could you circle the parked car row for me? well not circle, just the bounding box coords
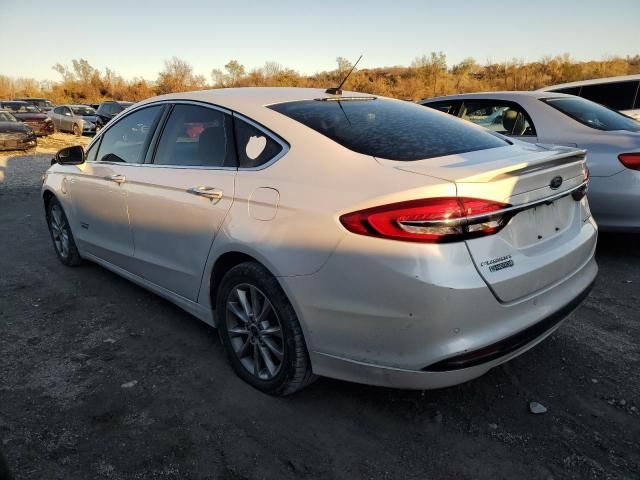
[0,98,134,150]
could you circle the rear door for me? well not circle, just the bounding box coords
[123,102,237,301]
[460,100,538,144]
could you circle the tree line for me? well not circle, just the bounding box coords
[1,53,639,105]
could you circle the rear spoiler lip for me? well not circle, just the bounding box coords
[485,148,587,181]
[400,179,589,229]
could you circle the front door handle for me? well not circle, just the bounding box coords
[187,186,223,200]
[106,174,126,184]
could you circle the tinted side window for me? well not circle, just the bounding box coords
[53,107,63,114]
[580,81,638,110]
[154,104,236,167]
[234,117,284,168]
[97,106,162,163]
[461,101,536,136]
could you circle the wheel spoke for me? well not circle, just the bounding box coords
[228,326,249,337]
[52,207,62,227]
[228,301,249,324]
[255,300,272,324]
[262,337,283,361]
[259,344,278,376]
[237,338,252,358]
[237,288,252,319]
[260,325,281,337]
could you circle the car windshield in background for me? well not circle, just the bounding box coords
[0,112,17,122]
[71,106,96,116]
[269,98,508,160]
[544,97,640,132]
[4,102,41,113]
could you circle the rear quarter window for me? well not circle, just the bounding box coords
[269,98,507,161]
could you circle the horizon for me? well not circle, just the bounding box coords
[2,0,639,83]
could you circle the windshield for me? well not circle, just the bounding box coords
[0,111,17,122]
[544,97,640,132]
[71,106,96,116]
[269,98,508,161]
[3,102,41,113]
[35,100,54,108]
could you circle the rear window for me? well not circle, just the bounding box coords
[268,98,508,161]
[543,97,640,132]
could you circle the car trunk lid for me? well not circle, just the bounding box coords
[382,144,594,303]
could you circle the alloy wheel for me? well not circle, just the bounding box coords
[225,283,284,380]
[49,204,70,259]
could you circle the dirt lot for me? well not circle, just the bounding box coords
[0,151,638,480]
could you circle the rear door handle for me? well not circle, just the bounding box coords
[106,174,126,184]
[187,186,223,200]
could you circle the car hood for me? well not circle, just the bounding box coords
[13,113,48,121]
[81,115,98,123]
[0,122,31,133]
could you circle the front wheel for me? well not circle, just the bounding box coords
[216,262,316,395]
[72,124,81,136]
[46,197,82,266]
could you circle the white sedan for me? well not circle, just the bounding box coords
[419,91,640,232]
[43,88,596,395]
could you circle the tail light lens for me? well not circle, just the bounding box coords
[618,153,640,170]
[340,197,512,243]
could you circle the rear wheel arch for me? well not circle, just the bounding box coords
[210,251,268,309]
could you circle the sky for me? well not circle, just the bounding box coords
[2,0,639,82]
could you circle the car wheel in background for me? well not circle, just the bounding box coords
[72,124,81,136]
[46,197,82,266]
[216,262,316,396]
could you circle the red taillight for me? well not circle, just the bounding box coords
[618,152,640,170]
[340,197,511,243]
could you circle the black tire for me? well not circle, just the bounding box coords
[46,197,82,267]
[216,262,316,396]
[72,124,81,136]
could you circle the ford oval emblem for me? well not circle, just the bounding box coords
[550,176,563,190]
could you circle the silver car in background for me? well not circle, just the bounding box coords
[419,92,640,231]
[42,88,596,395]
[48,104,98,136]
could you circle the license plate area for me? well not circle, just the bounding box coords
[503,195,574,249]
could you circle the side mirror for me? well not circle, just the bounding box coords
[55,145,85,165]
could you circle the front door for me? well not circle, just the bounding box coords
[68,105,164,268]
[124,103,237,301]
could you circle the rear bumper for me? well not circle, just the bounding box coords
[0,136,36,151]
[281,219,598,390]
[589,169,640,232]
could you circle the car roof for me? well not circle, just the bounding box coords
[537,74,640,91]
[419,91,574,103]
[136,87,374,112]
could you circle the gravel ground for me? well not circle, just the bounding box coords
[0,154,638,480]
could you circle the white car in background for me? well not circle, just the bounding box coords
[43,88,596,395]
[538,75,640,121]
[419,92,640,231]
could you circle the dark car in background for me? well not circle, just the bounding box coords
[95,100,133,130]
[14,97,55,113]
[0,110,37,151]
[49,105,98,136]
[0,101,54,136]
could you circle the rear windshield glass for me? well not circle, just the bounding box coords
[543,97,640,132]
[268,98,508,161]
